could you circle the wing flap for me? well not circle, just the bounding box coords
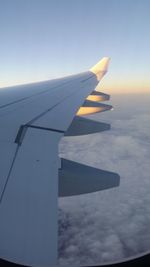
[76,100,112,116]
[86,91,110,102]
[59,158,120,197]
[64,116,110,136]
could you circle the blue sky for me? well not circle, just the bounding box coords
[0,0,150,93]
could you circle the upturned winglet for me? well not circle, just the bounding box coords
[90,57,110,81]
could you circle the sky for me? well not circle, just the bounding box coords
[58,94,150,266]
[0,0,150,93]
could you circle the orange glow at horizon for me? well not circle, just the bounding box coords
[0,72,150,94]
[98,76,150,94]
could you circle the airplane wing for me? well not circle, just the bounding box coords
[0,58,120,267]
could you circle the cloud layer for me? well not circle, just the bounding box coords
[58,95,150,266]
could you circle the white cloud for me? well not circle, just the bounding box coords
[58,97,150,266]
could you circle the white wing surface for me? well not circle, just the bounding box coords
[0,58,119,267]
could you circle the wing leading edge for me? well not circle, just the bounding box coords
[0,57,120,267]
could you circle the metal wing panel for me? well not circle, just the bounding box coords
[0,57,115,267]
[0,128,62,267]
[0,72,95,142]
[30,75,98,130]
[0,143,17,198]
[0,71,98,267]
[0,73,87,108]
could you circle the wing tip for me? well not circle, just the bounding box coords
[90,57,110,80]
